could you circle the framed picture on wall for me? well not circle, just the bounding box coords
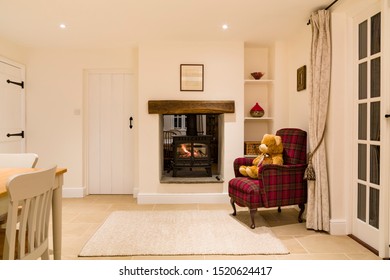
[180,64,204,91]
[297,65,306,91]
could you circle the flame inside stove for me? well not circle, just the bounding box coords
[179,144,206,158]
[180,144,191,157]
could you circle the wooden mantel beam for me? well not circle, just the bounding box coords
[148,100,235,114]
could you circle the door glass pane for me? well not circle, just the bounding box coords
[370,145,380,185]
[371,12,381,55]
[359,20,368,59]
[358,62,367,100]
[174,115,182,128]
[357,184,366,222]
[371,57,381,98]
[358,103,367,140]
[370,102,380,141]
[358,144,367,180]
[369,187,379,229]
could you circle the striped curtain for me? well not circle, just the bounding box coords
[306,10,331,231]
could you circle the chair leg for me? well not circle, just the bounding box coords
[249,209,257,229]
[277,206,281,213]
[230,198,237,216]
[41,249,50,260]
[298,203,305,223]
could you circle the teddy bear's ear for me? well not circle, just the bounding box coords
[275,135,282,146]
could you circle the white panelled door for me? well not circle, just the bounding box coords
[86,70,134,194]
[0,57,25,153]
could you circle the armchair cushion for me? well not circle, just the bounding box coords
[228,177,267,208]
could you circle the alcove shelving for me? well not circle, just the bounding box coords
[243,47,274,156]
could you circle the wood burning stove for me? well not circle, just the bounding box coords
[172,135,212,177]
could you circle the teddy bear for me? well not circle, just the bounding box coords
[259,134,284,165]
[239,133,284,179]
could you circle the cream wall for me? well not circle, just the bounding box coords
[272,41,290,131]
[0,36,28,65]
[24,47,137,196]
[327,11,351,234]
[137,42,244,203]
[286,28,311,131]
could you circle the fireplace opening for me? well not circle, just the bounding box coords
[162,114,220,179]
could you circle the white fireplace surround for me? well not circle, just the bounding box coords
[134,100,236,204]
[150,100,235,181]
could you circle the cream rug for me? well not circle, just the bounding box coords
[78,210,289,257]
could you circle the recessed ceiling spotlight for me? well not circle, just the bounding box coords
[59,23,67,29]
[222,24,229,30]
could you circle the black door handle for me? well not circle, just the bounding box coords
[6,79,24,89]
[129,117,133,129]
[7,131,24,138]
[385,114,390,118]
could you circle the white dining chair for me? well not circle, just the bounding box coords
[0,166,56,260]
[0,153,39,226]
[0,153,39,168]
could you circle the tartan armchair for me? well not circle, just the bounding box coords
[228,128,308,229]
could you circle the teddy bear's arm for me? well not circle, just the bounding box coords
[233,157,256,177]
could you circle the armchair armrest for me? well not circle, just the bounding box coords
[258,163,308,176]
[233,157,257,177]
[257,163,308,207]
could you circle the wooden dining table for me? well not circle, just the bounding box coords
[0,167,67,260]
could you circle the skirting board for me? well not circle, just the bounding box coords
[329,219,348,235]
[137,192,230,204]
[62,186,86,198]
[61,188,230,205]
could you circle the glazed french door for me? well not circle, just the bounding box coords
[353,4,388,257]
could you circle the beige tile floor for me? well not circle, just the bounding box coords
[57,194,381,260]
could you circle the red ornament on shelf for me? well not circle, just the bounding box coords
[251,72,264,80]
[250,102,265,117]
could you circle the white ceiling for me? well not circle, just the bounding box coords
[0,0,333,48]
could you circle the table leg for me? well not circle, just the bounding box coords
[52,174,63,260]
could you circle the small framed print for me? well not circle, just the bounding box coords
[297,65,307,91]
[180,64,204,91]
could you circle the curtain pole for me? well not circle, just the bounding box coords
[307,0,339,25]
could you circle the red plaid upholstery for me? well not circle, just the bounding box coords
[228,128,308,228]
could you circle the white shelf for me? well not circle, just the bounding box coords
[244,117,273,121]
[244,79,274,84]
